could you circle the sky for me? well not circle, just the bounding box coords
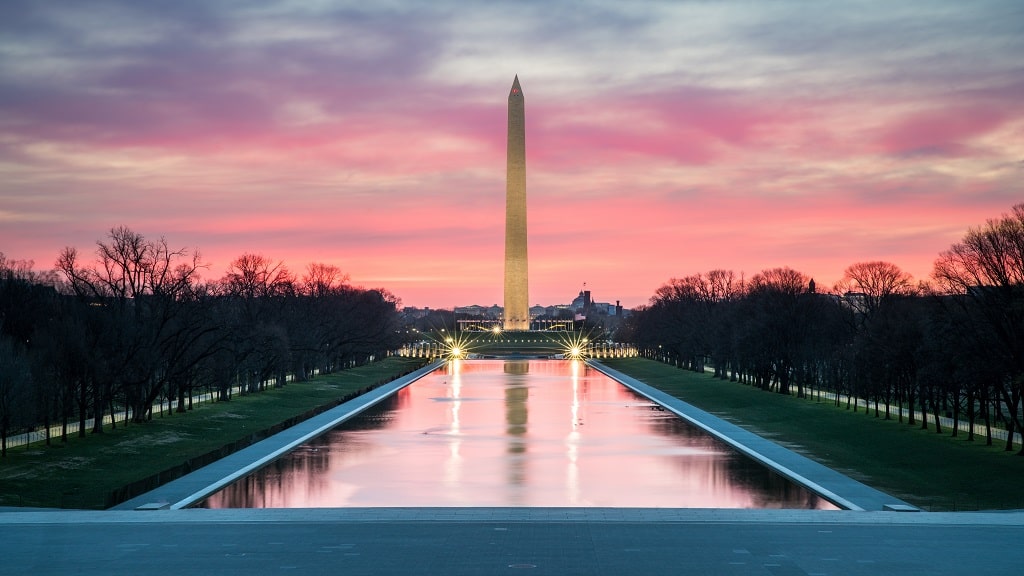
[1,1,1022,309]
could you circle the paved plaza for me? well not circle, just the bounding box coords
[3,507,1024,575]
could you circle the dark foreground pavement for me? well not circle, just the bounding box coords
[3,507,1023,575]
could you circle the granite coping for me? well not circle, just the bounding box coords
[588,361,916,512]
[116,359,909,512]
[113,360,444,510]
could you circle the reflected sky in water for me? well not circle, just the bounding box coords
[201,360,837,509]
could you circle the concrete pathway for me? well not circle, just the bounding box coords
[3,508,1023,575]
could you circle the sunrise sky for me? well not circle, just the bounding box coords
[1,1,1021,309]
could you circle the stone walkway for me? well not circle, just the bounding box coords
[3,508,1023,575]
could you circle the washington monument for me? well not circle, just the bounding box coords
[504,75,529,330]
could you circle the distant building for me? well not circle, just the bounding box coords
[571,290,592,314]
[455,304,488,316]
[841,292,868,316]
[403,289,626,331]
[402,306,430,319]
[569,289,623,320]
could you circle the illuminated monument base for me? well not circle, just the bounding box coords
[396,328,638,360]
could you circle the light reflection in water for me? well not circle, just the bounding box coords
[201,360,838,509]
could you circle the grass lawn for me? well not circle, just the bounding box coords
[601,357,1024,511]
[0,357,428,510]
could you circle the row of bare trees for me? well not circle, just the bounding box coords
[619,204,1024,453]
[0,227,404,455]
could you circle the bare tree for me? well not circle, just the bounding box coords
[834,262,922,420]
[744,267,816,395]
[302,262,349,298]
[749,267,808,296]
[222,253,294,299]
[932,203,1024,452]
[56,227,207,425]
[0,335,33,456]
[834,261,917,317]
[217,253,298,392]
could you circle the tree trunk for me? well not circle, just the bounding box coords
[907,384,916,426]
[920,393,929,430]
[966,387,976,441]
[90,387,104,434]
[1000,384,1021,452]
[951,388,961,438]
[896,385,903,423]
[778,369,790,396]
[43,411,52,447]
[1005,418,1015,452]
[77,382,88,438]
[983,394,993,446]
[931,391,943,434]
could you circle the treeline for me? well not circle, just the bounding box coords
[0,226,404,455]
[619,204,1024,453]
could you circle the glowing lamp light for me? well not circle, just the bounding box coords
[556,331,592,361]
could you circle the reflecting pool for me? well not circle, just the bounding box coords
[200,360,837,509]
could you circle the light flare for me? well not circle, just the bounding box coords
[556,331,595,360]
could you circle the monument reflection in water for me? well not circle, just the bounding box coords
[200,360,837,509]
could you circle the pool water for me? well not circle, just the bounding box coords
[200,359,837,509]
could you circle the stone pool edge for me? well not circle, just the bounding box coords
[116,358,914,512]
[114,360,446,511]
[588,360,917,512]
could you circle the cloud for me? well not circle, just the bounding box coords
[875,106,1014,158]
[1,1,1022,307]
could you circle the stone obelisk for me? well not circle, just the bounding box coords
[503,75,529,331]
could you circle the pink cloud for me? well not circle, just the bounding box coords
[3,2,1022,310]
[528,88,790,170]
[874,105,1011,157]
